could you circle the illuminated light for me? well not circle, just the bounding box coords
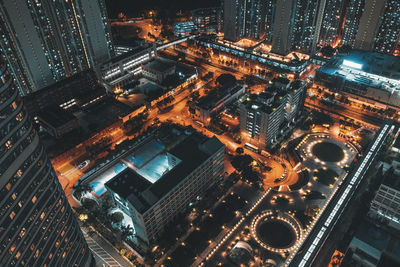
[342,60,362,70]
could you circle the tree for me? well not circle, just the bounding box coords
[216,74,237,88]
[73,181,92,201]
[111,212,124,224]
[120,224,134,240]
[236,147,244,154]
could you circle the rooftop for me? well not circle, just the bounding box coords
[196,84,244,110]
[104,45,152,65]
[142,59,175,73]
[37,106,77,128]
[317,50,400,93]
[382,173,400,191]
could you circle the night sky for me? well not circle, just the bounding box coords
[105,0,220,18]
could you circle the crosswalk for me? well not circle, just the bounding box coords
[82,230,123,267]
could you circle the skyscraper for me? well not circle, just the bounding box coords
[270,0,295,55]
[0,0,113,96]
[353,0,386,51]
[271,0,328,55]
[223,0,266,41]
[373,0,400,54]
[318,0,345,47]
[343,0,400,54]
[0,61,94,266]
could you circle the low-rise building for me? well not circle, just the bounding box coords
[239,80,306,150]
[173,21,198,37]
[23,70,106,115]
[101,44,157,86]
[194,83,245,125]
[37,106,80,139]
[315,50,400,109]
[141,59,176,84]
[105,127,225,247]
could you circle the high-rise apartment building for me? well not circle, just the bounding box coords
[373,0,400,54]
[271,0,328,55]
[0,0,113,96]
[0,61,94,266]
[270,0,295,55]
[239,79,306,150]
[342,0,400,54]
[318,0,345,47]
[223,0,266,41]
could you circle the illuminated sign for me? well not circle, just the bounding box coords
[342,60,363,70]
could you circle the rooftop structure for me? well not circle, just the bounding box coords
[37,106,80,139]
[316,50,400,108]
[105,126,225,246]
[141,59,176,84]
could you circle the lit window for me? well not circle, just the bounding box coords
[40,212,45,220]
[48,253,53,259]
[5,183,11,191]
[15,251,21,259]
[19,228,26,238]
[5,140,12,150]
[34,249,39,258]
[16,113,23,122]
[32,196,37,203]
[11,102,17,110]
[9,243,16,254]
[9,211,16,219]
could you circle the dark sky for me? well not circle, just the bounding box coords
[105,0,220,18]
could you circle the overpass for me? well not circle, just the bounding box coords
[286,121,394,267]
[156,35,197,51]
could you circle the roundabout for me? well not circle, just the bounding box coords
[251,210,302,253]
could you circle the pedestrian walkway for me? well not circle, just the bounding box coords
[82,229,124,267]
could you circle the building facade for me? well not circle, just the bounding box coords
[318,0,345,47]
[240,79,306,150]
[0,61,94,266]
[342,0,400,54]
[223,0,266,41]
[0,0,113,95]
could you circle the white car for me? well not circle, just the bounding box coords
[77,160,90,170]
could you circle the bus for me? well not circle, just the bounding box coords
[244,143,259,153]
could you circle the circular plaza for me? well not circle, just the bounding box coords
[299,133,357,167]
[251,210,302,254]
